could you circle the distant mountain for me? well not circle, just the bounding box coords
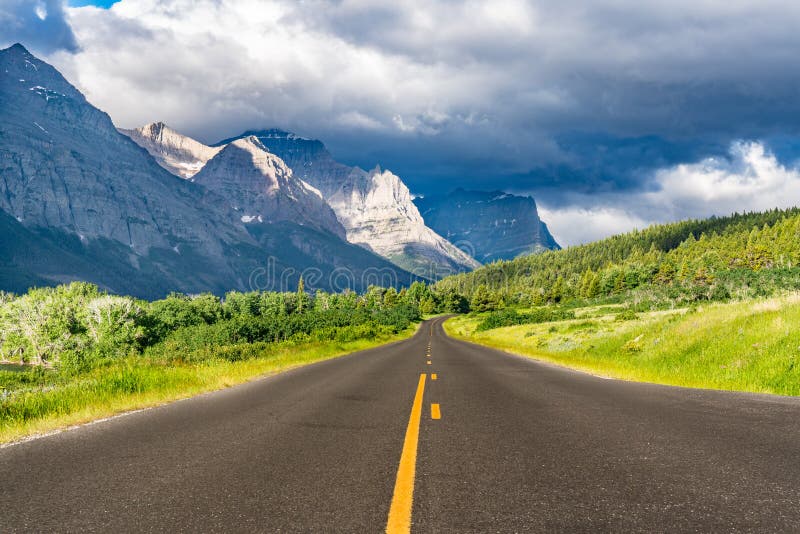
[0,44,413,296]
[119,122,220,179]
[194,136,345,238]
[216,129,480,276]
[414,189,559,263]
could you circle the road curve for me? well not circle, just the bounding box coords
[3,317,800,532]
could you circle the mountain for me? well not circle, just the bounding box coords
[414,189,559,263]
[119,122,220,179]
[193,136,345,238]
[0,43,254,292]
[0,44,413,296]
[215,130,480,276]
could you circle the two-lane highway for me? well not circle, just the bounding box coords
[3,317,800,532]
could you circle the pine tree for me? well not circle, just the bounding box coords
[471,284,491,312]
[296,276,307,312]
[383,287,398,308]
[419,296,436,314]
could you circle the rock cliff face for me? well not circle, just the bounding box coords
[193,137,345,239]
[0,44,242,257]
[414,189,560,263]
[0,44,413,296]
[119,122,221,179]
[218,130,480,276]
[326,166,480,275]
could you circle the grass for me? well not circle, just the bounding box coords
[445,295,800,396]
[0,364,27,373]
[0,327,416,444]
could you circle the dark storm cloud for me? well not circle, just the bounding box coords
[0,0,78,53]
[16,0,800,242]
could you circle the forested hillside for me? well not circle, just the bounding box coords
[436,208,800,307]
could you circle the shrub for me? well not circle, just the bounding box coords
[615,309,638,321]
[476,307,576,331]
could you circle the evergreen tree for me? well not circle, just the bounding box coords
[471,284,492,312]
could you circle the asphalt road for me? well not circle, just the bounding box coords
[3,317,800,532]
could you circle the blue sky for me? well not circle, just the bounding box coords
[3,0,800,244]
[68,0,118,7]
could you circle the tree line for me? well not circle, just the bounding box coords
[0,279,478,373]
[435,207,800,309]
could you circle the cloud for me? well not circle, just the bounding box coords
[0,0,795,246]
[0,0,78,53]
[648,141,800,220]
[29,0,800,197]
[538,206,650,248]
[540,141,800,246]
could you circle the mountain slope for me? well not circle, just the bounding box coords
[216,129,480,276]
[119,122,220,179]
[0,44,413,295]
[194,136,345,238]
[0,44,260,292]
[436,207,800,302]
[414,189,559,263]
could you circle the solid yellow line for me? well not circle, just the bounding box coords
[431,403,441,420]
[431,374,437,381]
[386,374,427,534]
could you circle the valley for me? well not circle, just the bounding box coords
[3,22,800,533]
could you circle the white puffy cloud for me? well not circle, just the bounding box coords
[538,206,650,248]
[540,141,800,246]
[648,141,800,220]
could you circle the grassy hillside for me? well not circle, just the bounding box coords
[446,295,800,396]
[436,207,800,308]
[438,207,800,395]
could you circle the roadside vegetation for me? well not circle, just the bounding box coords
[5,206,800,441]
[0,280,468,443]
[446,295,800,395]
[437,207,800,395]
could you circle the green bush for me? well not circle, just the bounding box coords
[476,307,576,331]
[615,309,638,321]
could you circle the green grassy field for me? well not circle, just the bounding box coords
[445,295,800,396]
[0,327,416,444]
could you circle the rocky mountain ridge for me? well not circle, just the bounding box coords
[0,43,558,297]
[415,189,560,263]
[0,44,414,296]
[220,130,481,276]
[193,136,345,239]
[119,122,221,179]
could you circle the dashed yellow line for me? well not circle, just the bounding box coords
[431,403,441,420]
[386,374,427,534]
[431,374,437,381]
[426,361,432,365]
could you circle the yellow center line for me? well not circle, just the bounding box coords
[431,374,437,381]
[431,403,441,420]
[386,374,427,534]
